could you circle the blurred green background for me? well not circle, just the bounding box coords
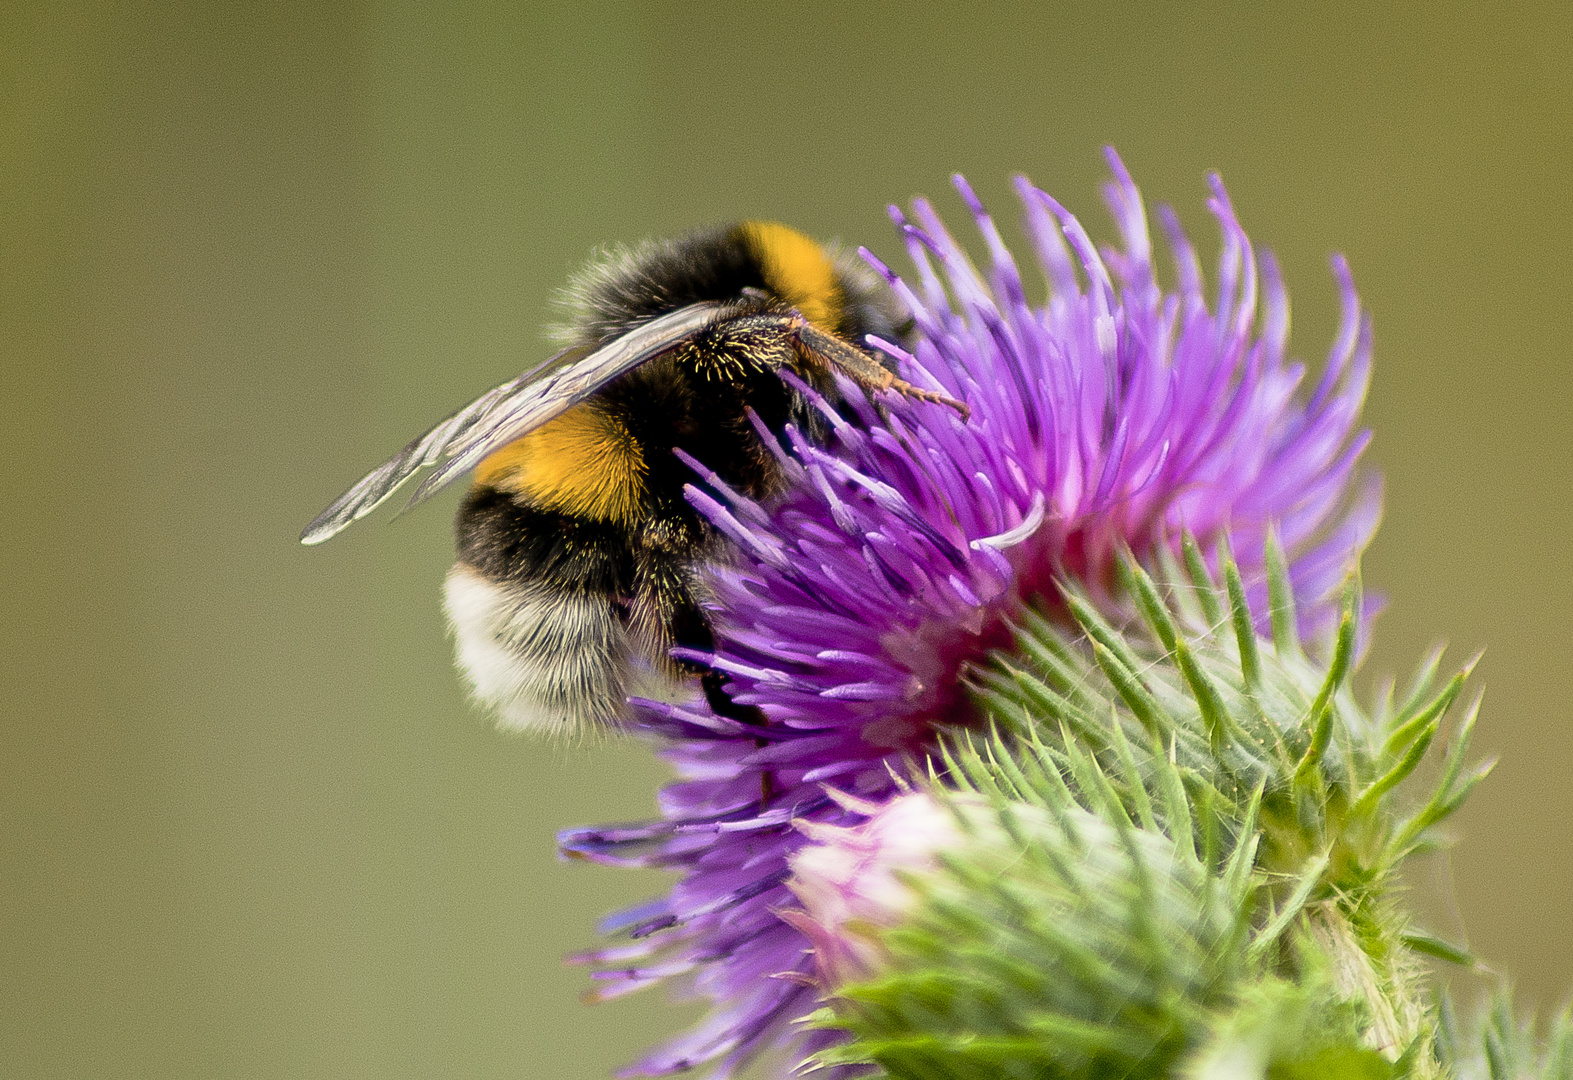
[4,2,1569,1077]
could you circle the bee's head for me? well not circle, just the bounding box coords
[735,221,912,352]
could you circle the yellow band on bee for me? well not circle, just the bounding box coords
[475,404,646,524]
[738,221,843,333]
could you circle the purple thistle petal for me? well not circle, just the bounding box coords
[562,150,1380,1077]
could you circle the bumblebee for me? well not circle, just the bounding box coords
[302,222,965,735]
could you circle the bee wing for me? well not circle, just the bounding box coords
[299,301,726,545]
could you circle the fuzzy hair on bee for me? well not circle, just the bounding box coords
[302,221,966,738]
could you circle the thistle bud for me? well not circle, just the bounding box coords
[780,793,963,986]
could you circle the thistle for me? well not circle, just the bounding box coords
[798,547,1486,1079]
[556,152,1557,1078]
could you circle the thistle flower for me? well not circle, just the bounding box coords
[560,150,1379,1077]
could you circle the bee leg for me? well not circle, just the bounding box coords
[682,633,777,806]
[698,667,767,729]
[698,669,777,799]
[792,320,971,420]
[647,561,777,805]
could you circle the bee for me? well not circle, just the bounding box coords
[302,221,965,736]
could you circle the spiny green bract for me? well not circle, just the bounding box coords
[1439,993,1573,1080]
[807,535,1495,1080]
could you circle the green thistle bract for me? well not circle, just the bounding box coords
[1439,992,1573,1080]
[801,540,1492,1080]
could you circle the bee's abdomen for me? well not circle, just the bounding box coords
[448,488,643,735]
[444,564,631,736]
[455,487,634,593]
